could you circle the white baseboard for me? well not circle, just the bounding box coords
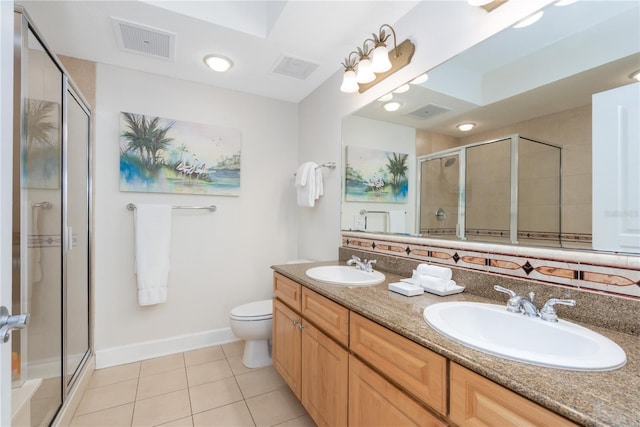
[95,327,238,369]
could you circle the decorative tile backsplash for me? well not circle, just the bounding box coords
[342,231,640,299]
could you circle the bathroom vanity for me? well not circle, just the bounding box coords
[271,262,640,427]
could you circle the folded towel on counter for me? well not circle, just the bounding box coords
[295,162,319,207]
[134,204,172,306]
[416,263,452,280]
[412,273,457,291]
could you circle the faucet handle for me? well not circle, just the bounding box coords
[365,259,377,272]
[351,255,361,262]
[493,285,521,313]
[540,298,577,322]
[493,285,516,297]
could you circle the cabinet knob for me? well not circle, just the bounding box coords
[293,319,299,326]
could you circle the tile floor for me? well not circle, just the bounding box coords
[70,341,316,427]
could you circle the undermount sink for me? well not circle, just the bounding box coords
[305,266,385,286]
[423,301,626,371]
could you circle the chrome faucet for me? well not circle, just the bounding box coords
[493,285,576,322]
[347,255,377,273]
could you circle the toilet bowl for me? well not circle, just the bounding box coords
[229,299,273,368]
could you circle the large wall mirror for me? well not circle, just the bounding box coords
[341,0,639,254]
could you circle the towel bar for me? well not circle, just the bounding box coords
[126,203,216,212]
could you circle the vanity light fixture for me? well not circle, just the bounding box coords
[468,0,509,12]
[513,10,544,28]
[383,101,402,112]
[630,70,640,82]
[410,73,429,85]
[457,123,475,132]
[377,93,393,102]
[340,24,415,94]
[204,54,233,72]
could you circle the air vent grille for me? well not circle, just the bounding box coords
[272,55,319,80]
[112,18,175,60]
[408,104,451,119]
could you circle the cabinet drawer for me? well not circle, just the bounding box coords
[450,362,578,427]
[273,272,301,311]
[349,355,447,427]
[350,312,447,416]
[301,288,349,347]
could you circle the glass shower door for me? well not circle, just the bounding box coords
[64,86,91,388]
[14,18,64,426]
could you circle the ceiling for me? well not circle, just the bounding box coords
[17,0,420,103]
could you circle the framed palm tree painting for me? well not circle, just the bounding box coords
[119,112,241,195]
[345,146,408,203]
[25,99,60,189]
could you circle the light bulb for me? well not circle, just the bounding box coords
[457,123,475,132]
[514,11,544,28]
[340,69,359,93]
[383,102,401,112]
[410,73,429,85]
[377,93,393,102]
[203,55,233,72]
[356,57,376,83]
[371,45,392,73]
[393,84,410,94]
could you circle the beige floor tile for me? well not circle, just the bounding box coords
[90,362,141,388]
[274,414,316,427]
[186,358,233,387]
[140,353,185,377]
[70,403,134,426]
[245,388,306,427]
[227,355,253,376]
[189,376,244,414]
[157,415,194,427]
[137,367,188,400]
[193,401,255,427]
[184,345,225,367]
[235,366,286,399]
[222,340,245,358]
[132,389,191,427]
[75,379,138,416]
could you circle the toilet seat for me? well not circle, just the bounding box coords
[230,299,272,321]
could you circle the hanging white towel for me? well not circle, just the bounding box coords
[295,162,318,207]
[29,205,43,285]
[134,204,172,306]
[388,210,406,234]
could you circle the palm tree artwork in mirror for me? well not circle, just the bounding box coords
[345,146,409,203]
[119,112,242,196]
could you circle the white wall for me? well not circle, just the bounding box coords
[94,64,299,367]
[297,0,555,261]
[341,116,416,233]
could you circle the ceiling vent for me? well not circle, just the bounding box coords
[272,55,319,80]
[407,103,451,120]
[112,17,175,61]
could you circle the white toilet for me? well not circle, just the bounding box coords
[229,299,273,368]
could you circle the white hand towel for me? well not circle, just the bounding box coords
[414,274,457,291]
[134,204,172,306]
[388,210,405,233]
[295,162,318,207]
[416,264,452,280]
[314,167,323,200]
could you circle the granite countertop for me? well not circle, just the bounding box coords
[272,261,640,427]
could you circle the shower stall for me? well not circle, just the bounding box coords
[418,135,562,247]
[10,7,92,426]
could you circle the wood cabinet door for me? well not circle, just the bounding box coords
[301,321,349,427]
[301,287,349,346]
[273,272,302,311]
[349,355,447,427]
[450,363,577,427]
[272,298,302,399]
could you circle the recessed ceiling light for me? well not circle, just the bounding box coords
[457,123,475,132]
[378,93,393,102]
[410,73,429,85]
[383,102,402,112]
[630,70,640,81]
[204,54,233,72]
[393,84,410,94]
[513,10,544,28]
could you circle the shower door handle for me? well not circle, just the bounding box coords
[0,306,30,343]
